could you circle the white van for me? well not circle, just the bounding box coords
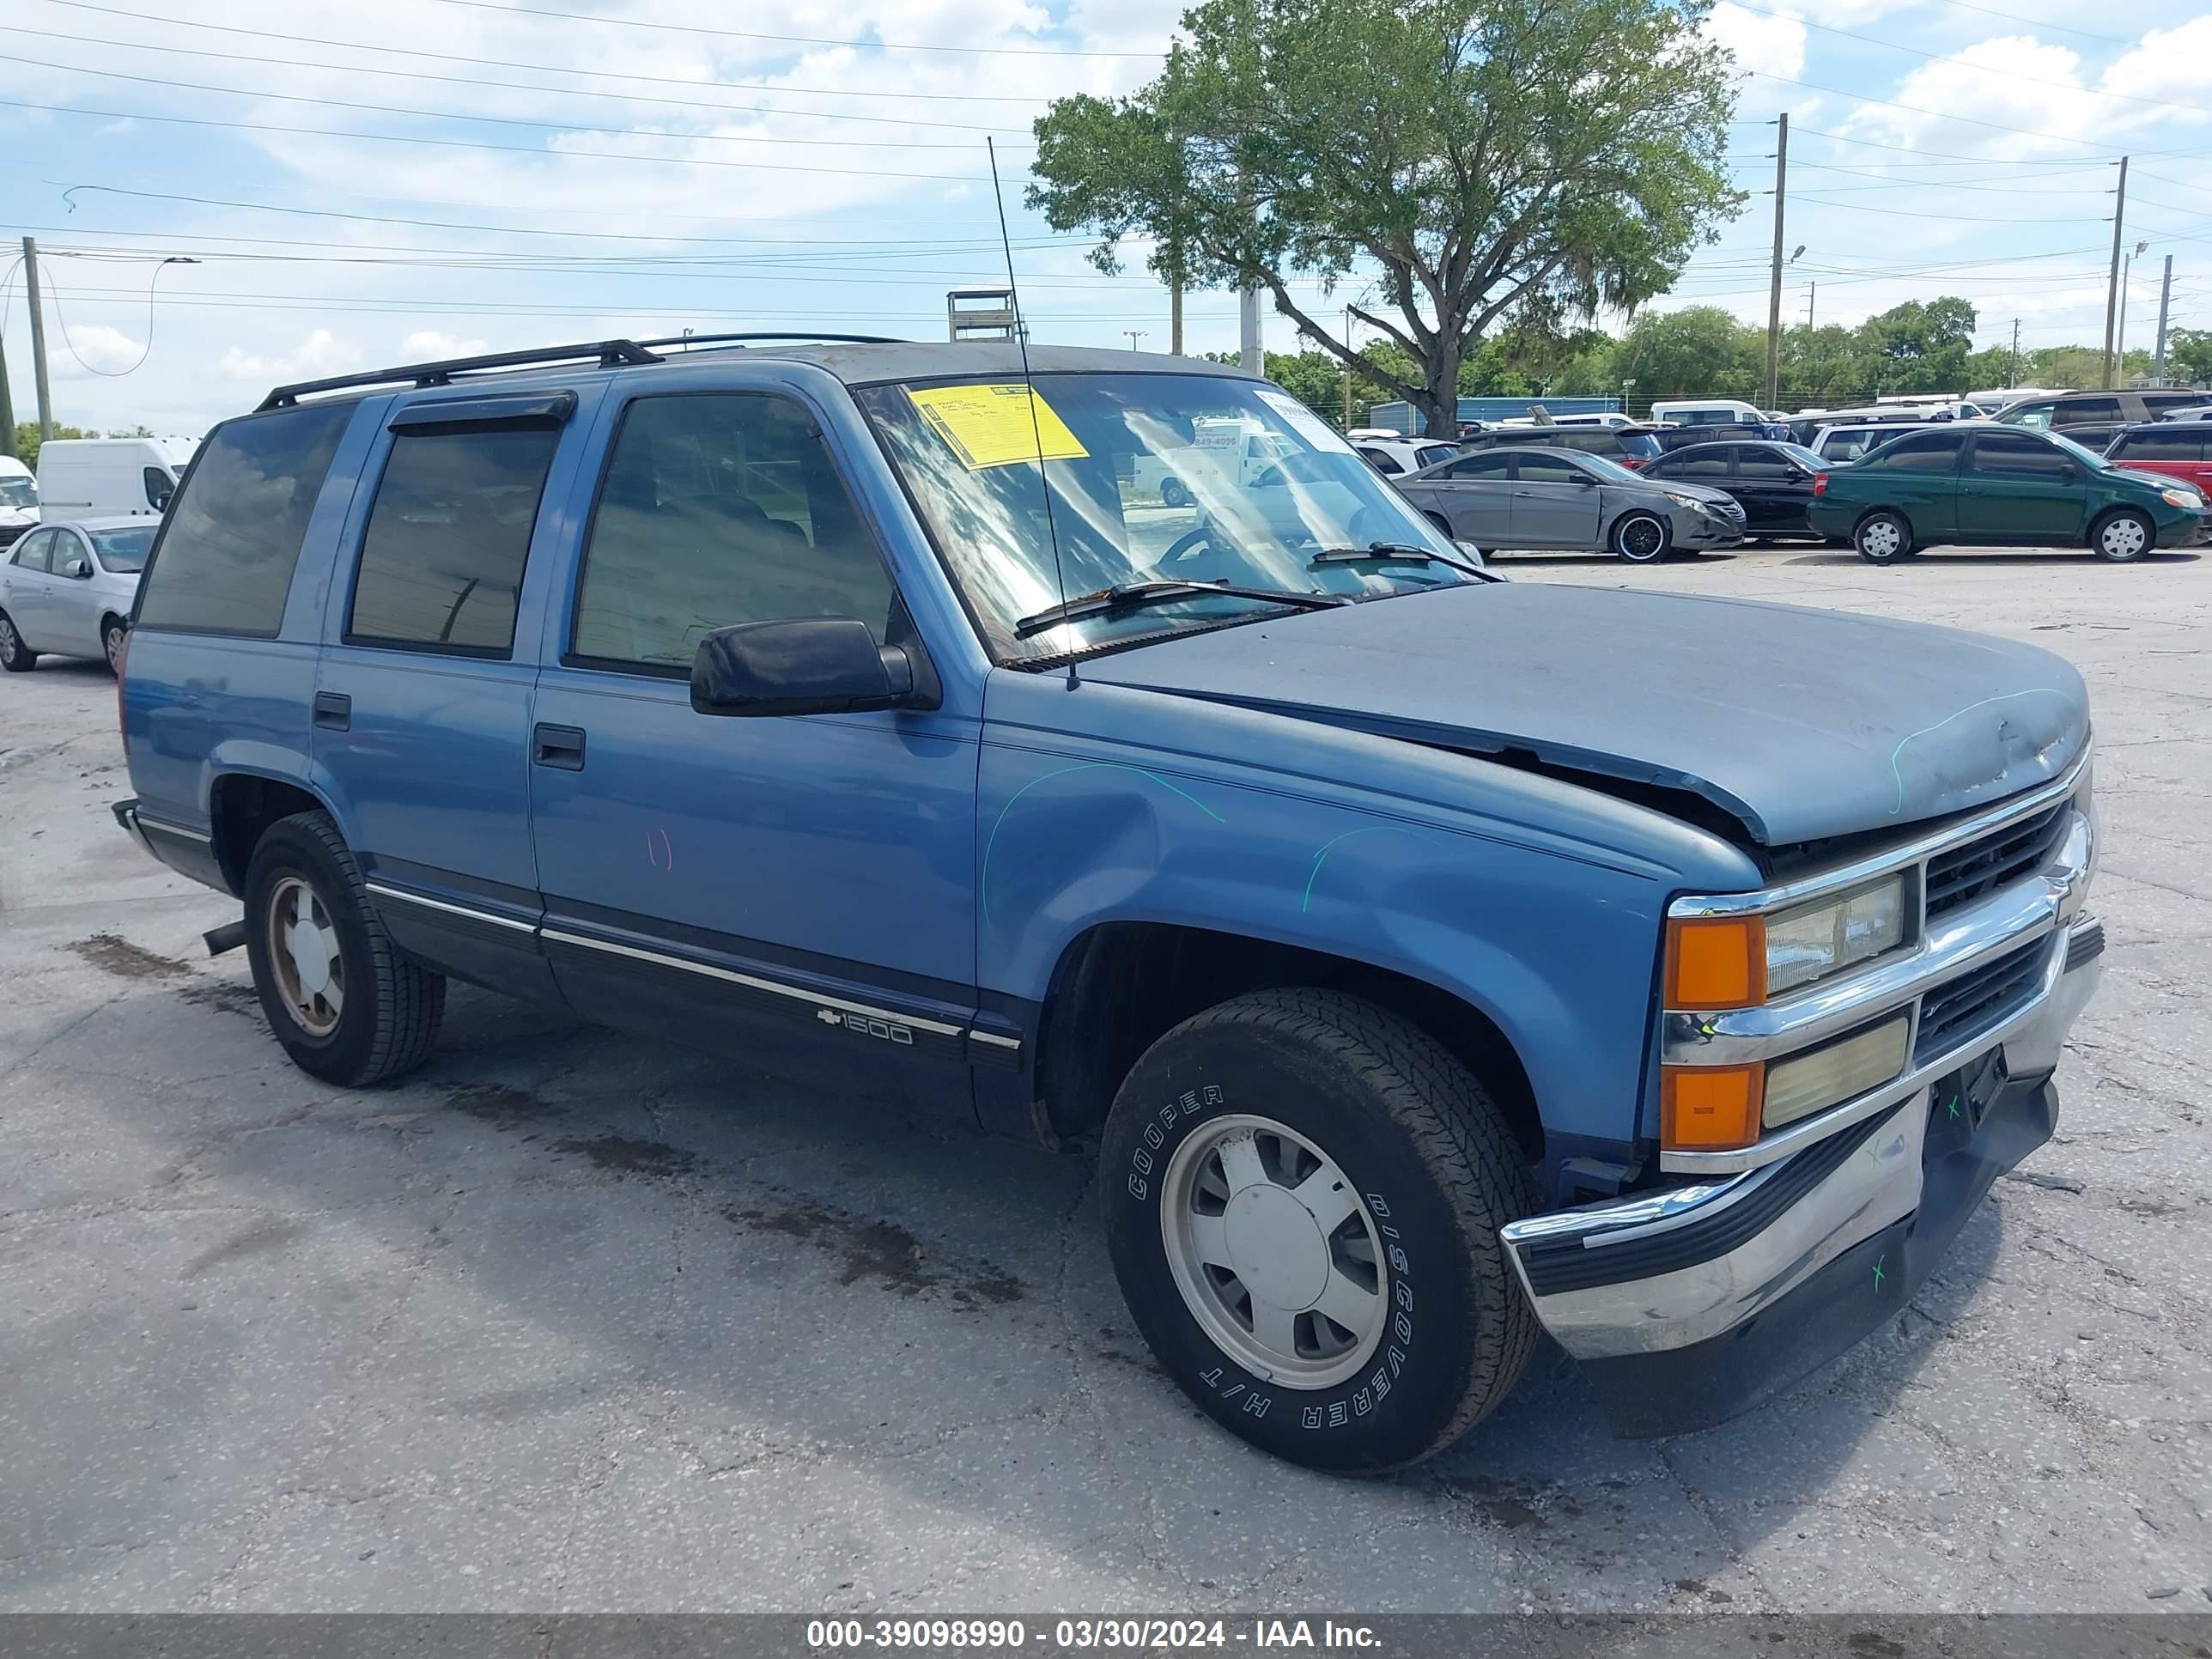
[1650,398,1768,428]
[34,438,181,520]
[0,455,39,550]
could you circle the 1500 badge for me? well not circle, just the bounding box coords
[818,1007,915,1045]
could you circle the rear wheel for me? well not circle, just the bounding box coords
[1854,510,1914,564]
[1100,988,1536,1474]
[243,811,445,1085]
[0,611,34,672]
[1161,477,1191,508]
[2091,508,2152,562]
[1611,511,1668,563]
[102,617,127,675]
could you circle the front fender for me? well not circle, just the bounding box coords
[979,677,1704,1144]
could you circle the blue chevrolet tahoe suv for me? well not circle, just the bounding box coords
[112,335,2104,1472]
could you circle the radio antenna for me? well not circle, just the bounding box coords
[986,136,1077,688]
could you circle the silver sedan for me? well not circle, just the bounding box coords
[1392,445,1746,563]
[0,515,158,674]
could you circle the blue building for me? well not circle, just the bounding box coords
[1365,395,1622,434]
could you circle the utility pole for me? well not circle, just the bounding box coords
[1169,277,1182,356]
[2152,256,2173,386]
[1803,282,1815,330]
[22,237,53,441]
[0,323,15,459]
[2117,239,2148,374]
[2008,319,2021,387]
[1340,305,1354,429]
[1238,285,1261,374]
[2101,156,2129,391]
[1763,112,1789,411]
[1123,330,1146,351]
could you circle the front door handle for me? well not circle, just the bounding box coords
[313,690,351,731]
[534,723,586,770]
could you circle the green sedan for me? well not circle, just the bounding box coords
[1805,422,2212,564]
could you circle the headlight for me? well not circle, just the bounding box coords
[1765,876,1909,996]
[1665,874,1908,1011]
[2160,486,2202,509]
[1763,1015,1911,1129]
[1663,491,1708,511]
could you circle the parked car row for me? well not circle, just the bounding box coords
[1392,446,1746,562]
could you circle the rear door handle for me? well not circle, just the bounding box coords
[534,723,586,770]
[313,690,351,731]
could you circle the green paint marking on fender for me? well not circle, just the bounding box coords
[980,761,1224,927]
[1885,688,2074,816]
[1299,823,1448,914]
[1946,1095,1962,1120]
[1871,1254,1887,1292]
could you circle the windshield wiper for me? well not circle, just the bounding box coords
[1310,541,1487,578]
[1013,580,1342,637]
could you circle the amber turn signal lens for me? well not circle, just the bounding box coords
[1665,916,1767,1009]
[1662,1063,1766,1152]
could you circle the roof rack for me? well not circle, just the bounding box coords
[630,331,907,351]
[257,337,665,412]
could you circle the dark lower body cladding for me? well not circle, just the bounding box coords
[1585,1069,2054,1437]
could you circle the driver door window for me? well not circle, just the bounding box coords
[571,393,900,670]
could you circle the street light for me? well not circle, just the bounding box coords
[1124,330,1146,351]
[1620,377,1636,420]
[2117,240,2150,375]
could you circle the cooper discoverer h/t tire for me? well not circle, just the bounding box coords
[242,811,446,1086]
[1099,987,1537,1474]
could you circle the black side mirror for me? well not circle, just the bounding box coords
[691,617,934,718]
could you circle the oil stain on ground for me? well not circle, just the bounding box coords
[71,933,192,980]
[447,1082,553,1126]
[723,1194,1027,1310]
[179,981,262,1018]
[554,1133,699,1178]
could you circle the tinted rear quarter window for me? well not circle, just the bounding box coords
[348,426,562,655]
[2053,398,2119,427]
[2112,429,2205,462]
[135,402,354,635]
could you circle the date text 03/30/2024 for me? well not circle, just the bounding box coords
[804,1620,1382,1650]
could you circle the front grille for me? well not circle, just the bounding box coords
[1924,800,2071,919]
[1914,938,2049,1063]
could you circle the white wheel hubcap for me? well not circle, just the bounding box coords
[1865,521,1899,556]
[2105,519,2144,556]
[267,875,344,1036]
[1161,1114,1389,1389]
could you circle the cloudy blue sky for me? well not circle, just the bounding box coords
[3,0,2210,438]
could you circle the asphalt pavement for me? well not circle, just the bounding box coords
[1,541,2206,1613]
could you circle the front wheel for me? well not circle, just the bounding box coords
[0,611,35,672]
[1854,510,1914,564]
[1161,477,1191,509]
[1611,511,1668,563]
[103,617,127,675]
[1099,988,1536,1474]
[242,811,446,1085]
[2091,509,2153,562]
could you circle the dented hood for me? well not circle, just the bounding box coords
[1079,583,2088,846]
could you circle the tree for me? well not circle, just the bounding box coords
[1029,0,1743,435]
[1860,299,1977,394]
[2162,328,2212,388]
[1613,307,1762,403]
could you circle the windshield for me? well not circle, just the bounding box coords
[858,373,1474,663]
[88,526,156,571]
[1773,442,1829,471]
[1574,453,1647,484]
[1616,434,1662,460]
[0,478,35,509]
[2046,430,2112,470]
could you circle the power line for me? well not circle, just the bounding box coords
[0,99,992,182]
[0,27,1035,136]
[27,0,1060,103]
[0,52,1030,149]
[422,0,1160,58]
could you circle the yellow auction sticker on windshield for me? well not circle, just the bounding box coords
[908,383,1089,471]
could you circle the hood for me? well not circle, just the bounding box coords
[1079,584,2087,846]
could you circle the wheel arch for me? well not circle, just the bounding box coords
[1607,506,1668,555]
[208,770,337,896]
[2086,502,2152,550]
[1032,920,1543,1163]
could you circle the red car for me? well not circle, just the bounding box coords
[2106,422,2212,494]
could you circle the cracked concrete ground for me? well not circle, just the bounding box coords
[1,541,2206,1613]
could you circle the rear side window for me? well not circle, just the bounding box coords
[571,393,897,671]
[348,426,562,655]
[1665,452,1730,479]
[10,528,54,572]
[1358,447,1403,475]
[2052,398,2119,427]
[1735,447,1796,481]
[2112,428,2204,462]
[135,402,352,636]
[1443,453,1513,479]
[2140,392,2209,414]
[1874,431,1965,471]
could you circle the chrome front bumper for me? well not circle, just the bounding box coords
[1500,912,2100,1364]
